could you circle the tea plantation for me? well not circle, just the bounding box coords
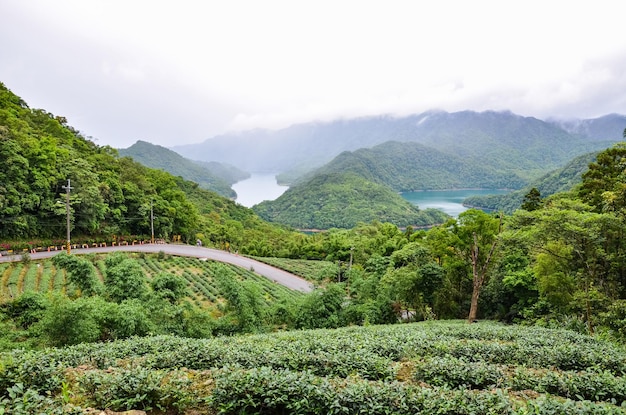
[2,321,626,414]
[0,254,303,307]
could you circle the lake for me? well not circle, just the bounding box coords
[401,189,510,217]
[233,173,288,207]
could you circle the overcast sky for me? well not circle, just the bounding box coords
[1,1,625,148]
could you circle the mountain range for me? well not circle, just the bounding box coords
[299,140,527,192]
[171,111,625,182]
[167,110,625,229]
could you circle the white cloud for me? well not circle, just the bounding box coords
[1,0,625,147]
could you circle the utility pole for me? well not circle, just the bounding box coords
[62,179,73,254]
[150,200,155,244]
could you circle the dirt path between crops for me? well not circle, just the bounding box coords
[0,244,314,292]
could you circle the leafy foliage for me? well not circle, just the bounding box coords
[0,82,200,240]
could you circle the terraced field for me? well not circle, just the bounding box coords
[0,254,302,307]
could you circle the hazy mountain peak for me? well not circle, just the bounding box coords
[171,110,624,178]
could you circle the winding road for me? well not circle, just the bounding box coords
[0,244,314,292]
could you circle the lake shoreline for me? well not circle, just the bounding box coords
[401,189,510,217]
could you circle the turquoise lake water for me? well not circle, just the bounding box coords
[401,189,510,217]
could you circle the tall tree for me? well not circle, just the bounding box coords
[511,196,621,332]
[448,209,503,322]
[579,142,626,212]
[521,187,542,211]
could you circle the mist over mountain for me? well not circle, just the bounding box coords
[171,110,622,182]
[547,114,626,142]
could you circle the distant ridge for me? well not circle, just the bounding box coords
[120,140,249,198]
[172,110,623,183]
[302,141,527,192]
[548,114,626,142]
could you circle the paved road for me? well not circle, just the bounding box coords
[0,244,314,292]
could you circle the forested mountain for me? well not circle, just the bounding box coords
[0,82,287,251]
[301,141,527,191]
[119,140,249,198]
[463,152,599,213]
[253,172,449,229]
[172,110,621,183]
[548,113,626,142]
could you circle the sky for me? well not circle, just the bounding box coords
[1,0,625,149]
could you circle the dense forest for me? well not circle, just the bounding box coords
[252,139,528,230]
[296,140,527,191]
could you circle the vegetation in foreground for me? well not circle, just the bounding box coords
[1,321,625,414]
[0,252,322,350]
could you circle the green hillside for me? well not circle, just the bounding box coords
[119,140,249,198]
[405,110,601,181]
[192,158,250,184]
[0,81,297,256]
[463,151,598,213]
[305,141,527,191]
[260,140,527,230]
[254,172,449,229]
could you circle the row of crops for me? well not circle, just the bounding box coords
[250,256,338,282]
[134,255,303,307]
[2,321,625,413]
[0,261,69,299]
[0,254,302,308]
